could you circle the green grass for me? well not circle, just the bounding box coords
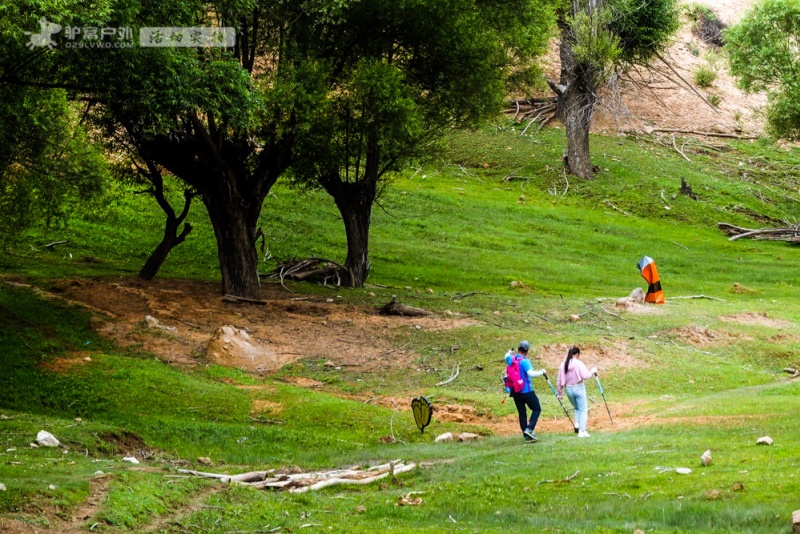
[1,124,800,532]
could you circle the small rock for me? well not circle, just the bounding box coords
[675,467,692,475]
[122,456,140,464]
[144,315,159,328]
[326,298,334,303]
[791,509,800,533]
[35,430,60,448]
[355,505,366,513]
[701,450,712,466]
[197,457,213,466]
[94,471,104,475]
[0,484,5,491]
[635,530,645,534]
[74,417,82,423]
[29,443,38,449]
[404,286,411,290]
[569,314,581,322]
[414,325,422,330]
[493,310,500,316]
[83,356,91,362]
[426,288,434,294]
[732,482,745,492]
[434,432,454,443]
[457,432,480,442]
[324,361,336,368]
[443,310,453,316]
[628,287,645,303]
[368,292,376,297]
[756,436,773,446]
[48,484,56,490]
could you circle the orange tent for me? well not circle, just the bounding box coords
[637,256,665,304]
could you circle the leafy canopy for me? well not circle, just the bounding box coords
[726,0,800,138]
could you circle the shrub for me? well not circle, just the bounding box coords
[707,93,722,107]
[694,64,718,87]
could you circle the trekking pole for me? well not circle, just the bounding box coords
[594,373,613,424]
[542,372,575,428]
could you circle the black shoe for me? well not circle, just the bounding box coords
[574,426,580,434]
[523,428,538,442]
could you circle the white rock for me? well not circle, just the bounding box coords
[675,468,692,475]
[701,450,713,466]
[94,471,104,475]
[36,430,60,447]
[792,509,800,533]
[122,456,140,464]
[569,314,581,322]
[629,287,645,303]
[0,484,6,491]
[29,443,38,449]
[434,432,454,443]
[757,436,773,446]
[48,484,56,490]
[457,432,481,442]
[144,315,159,328]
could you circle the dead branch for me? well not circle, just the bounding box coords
[536,470,580,485]
[435,363,460,387]
[264,257,350,287]
[672,134,691,162]
[718,222,800,242]
[379,298,434,317]
[653,52,721,115]
[222,295,268,305]
[44,240,69,250]
[670,295,727,302]
[650,127,758,140]
[783,367,800,378]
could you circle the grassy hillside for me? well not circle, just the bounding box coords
[1,124,800,532]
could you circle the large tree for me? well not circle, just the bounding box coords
[6,0,329,298]
[726,0,800,139]
[549,0,680,179]
[292,0,554,287]
[0,1,109,244]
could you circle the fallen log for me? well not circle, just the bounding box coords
[718,222,800,242]
[176,461,416,493]
[379,298,434,317]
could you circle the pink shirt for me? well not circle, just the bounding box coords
[557,358,593,395]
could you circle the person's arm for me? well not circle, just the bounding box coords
[556,362,565,397]
[577,360,596,380]
[522,359,545,379]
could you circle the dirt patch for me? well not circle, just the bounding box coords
[666,325,751,346]
[38,352,94,373]
[252,399,283,414]
[534,341,645,371]
[283,376,324,388]
[40,277,478,375]
[436,404,482,424]
[718,312,794,329]
[99,430,152,458]
[0,474,112,534]
[610,301,662,315]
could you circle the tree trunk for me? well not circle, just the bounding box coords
[138,221,192,280]
[203,184,263,299]
[330,182,375,288]
[562,75,596,180]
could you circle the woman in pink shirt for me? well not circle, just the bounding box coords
[557,346,597,438]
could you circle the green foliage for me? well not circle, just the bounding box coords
[694,63,718,87]
[569,8,621,81]
[707,93,722,106]
[0,88,108,245]
[609,0,681,63]
[726,0,800,138]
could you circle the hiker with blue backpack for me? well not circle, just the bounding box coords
[504,340,547,443]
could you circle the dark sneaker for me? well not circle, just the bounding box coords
[574,425,580,434]
[523,428,538,442]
